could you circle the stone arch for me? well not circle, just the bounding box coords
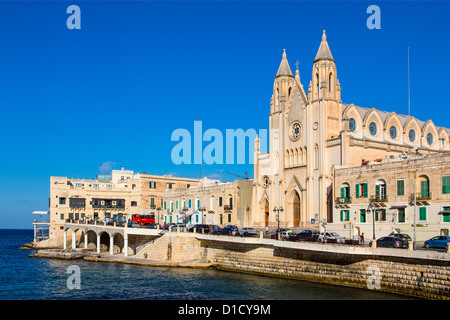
[85,230,97,250]
[422,120,439,149]
[439,128,450,150]
[290,189,301,227]
[385,112,403,141]
[99,230,110,252]
[363,108,383,139]
[404,117,421,145]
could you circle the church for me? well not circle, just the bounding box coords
[252,30,450,230]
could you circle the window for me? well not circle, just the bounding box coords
[389,126,397,139]
[329,73,333,92]
[409,129,416,142]
[176,200,179,210]
[340,184,350,202]
[427,133,434,146]
[349,118,356,132]
[375,180,387,200]
[93,184,99,189]
[340,210,350,222]
[59,197,66,205]
[163,201,166,210]
[356,183,368,198]
[106,185,112,190]
[131,201,137,207]
[442,176,450,194]
[167,183,173,189]
[228,214,231,223]
[369,122,377,136]
[442,206,450,223]
[419,207,427,221]
[396,180,405,196]
[360,209,366,223]
[187,184,190,189]
[132,184,136,190]
[375,209,386,221]
[75,183,83,188]
[149,181,156,189]
[219,197,223,207]
[60,213,64,220]
[398,208,406,223]
[188,199,192,208]
[150,198,155,207]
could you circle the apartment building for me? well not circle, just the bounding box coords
[161,178,253,228]
[329,153,450,241]
[49,167,198,239]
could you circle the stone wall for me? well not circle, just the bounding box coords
[136,233,450,299]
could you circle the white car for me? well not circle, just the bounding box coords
[239,228,259,237]
[318,232,345,244]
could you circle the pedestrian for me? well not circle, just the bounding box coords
[265,226,269,235]
[360,233,365,246]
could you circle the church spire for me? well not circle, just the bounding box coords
[275,49,294,78]
[314,30,334,63]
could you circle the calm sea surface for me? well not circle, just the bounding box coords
[0,229,413,300]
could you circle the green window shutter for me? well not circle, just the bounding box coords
[419,207,427,221]
[176,200,178,209]
[346,210,350,221]
[188,199,192,208]
[341,187,345,198]
[360,210,366,223]
[375,185,380,197]
[421,180,429,197]
[443,213,450,223]
[442,176,450,194]
[397,180,405,196]
[228,214,231,222]
[356,184,360,198]
[382,209,386,221]
[164,201,166,210]
[219,197,223,206]
[375,210,379,221]
[364,183,368,198]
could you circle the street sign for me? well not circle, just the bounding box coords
[311,219,315,224]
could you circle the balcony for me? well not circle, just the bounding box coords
[335,197,352,208]
[369,195,388,206]
[224,205,233,211]
[410,192,432,204]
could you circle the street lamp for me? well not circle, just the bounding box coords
[367,203,375,240]
[273,206,284,237]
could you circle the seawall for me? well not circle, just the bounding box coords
[135,233,450,299]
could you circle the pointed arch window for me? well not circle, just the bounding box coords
[314,144,319,169]
[316,73,319,96]
[329,73,333,93]
[349,118,356,132]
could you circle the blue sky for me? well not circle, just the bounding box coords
[0,1,449,229]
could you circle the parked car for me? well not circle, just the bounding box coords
[388,233,412,242]
[280,230,295,240]
[129,222,141,228]
[239,227,259,237]
[290,230,319,241]
[271,228,293,239]
[371,236,408,249]
[163,223,177,230]
[188,224,211,233]
[424,236,450,249]
[221,225,239,235]
[318,232,345,244]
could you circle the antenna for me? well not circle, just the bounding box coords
[408,46,411,116]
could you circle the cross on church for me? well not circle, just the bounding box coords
[295,60,300,70]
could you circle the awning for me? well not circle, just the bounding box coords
[390,205,408,209]
[438,210,450,215]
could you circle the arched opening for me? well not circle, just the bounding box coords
[112,233,124,254]
[86,230,97,250]
[264,199,269,227]
[375,179,387,201]
[316,73,319,96]
[99,232,110,252]
[417,175,430,199]
[293,191,301,227]
[329,73,333,92]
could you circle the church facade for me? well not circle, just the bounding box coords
[252,31,450,230]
